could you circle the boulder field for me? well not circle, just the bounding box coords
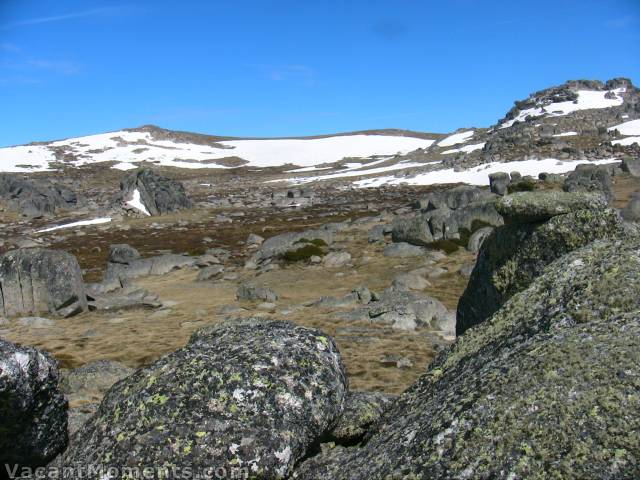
[1,190,639,478]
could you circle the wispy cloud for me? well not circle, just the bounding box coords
[25,59,80,75]
[0,6,138,30]
[605,15,637,29]
[0,42,21,53]
[371,19,410,41]
[247,64,316,85]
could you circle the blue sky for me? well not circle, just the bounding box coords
[1,0,639,147]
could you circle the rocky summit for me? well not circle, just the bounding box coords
[1,75,639,479]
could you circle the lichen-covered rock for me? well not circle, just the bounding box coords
[621,193,640,222]
[495,190,607,224]
[294,235,640,479]
[0,339,68,468]
[563,164,614,203]
[250,227,335,265]
[63,319,348,479]
[107,244,141,264]
[489,171,510,195]
[118,168,192,216]
[328,391,396,444]
[0,174,80,218]
[391,214,433,246]
[414,185,495,211]
[236,282,278,302]
[0,248,88,318]
[457,207,626,335]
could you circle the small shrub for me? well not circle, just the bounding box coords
[283,244,325,262]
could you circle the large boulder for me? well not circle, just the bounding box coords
[495,190,608,224]
[489,171,510,195]
[0,174,79,218]
[457,201,627,335]
[118,168,192,216]
[249,227,336,266]
[63,319,348,479]
[294,234,640,479]
[0,339,68,468]
[621,193,640,222]
[563,164,614,203]
[391,214,433,246]
[0,248,88,318]
[414,185,495,211]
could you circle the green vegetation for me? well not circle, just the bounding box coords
[283,244,325,262]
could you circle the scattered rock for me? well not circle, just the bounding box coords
[246,233,265,246]
[107,244,141,264]
[489,172,510,195]
[323,251,352,268]
[380,354,413,369]
[236,282,279,302]
[17,316,55,328]
[621,193,640,222]
[383,242,424,258]
[197,264,225,281]
[0,248,88,318]
[621,157,640,177]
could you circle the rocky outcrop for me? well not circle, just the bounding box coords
[118,168,192,216]
[0,339,68,468]
[63,319,348,478]
[457,191,626,335]
[563,164,614,202]
[489,172,510,195]
[0,174,80,218]
[294,233,640,479]
[494,190,607,223]
[0,248,88,318]
[247,226,336,267]
[414,185,494,211]
[102,244,195,288]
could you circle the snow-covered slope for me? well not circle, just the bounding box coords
[499,88,626,129]
[609,119,640,146]
[0,129,436,173]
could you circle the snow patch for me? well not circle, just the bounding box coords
[612,136,640,146]
[36,217,112,233]
[552,131,578,137]
[437,131,474,147]
[112,162,138,171]
[608,119,640,136]
[354,158,620,188]
[442,142,485,155]
[126,189,150,216]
